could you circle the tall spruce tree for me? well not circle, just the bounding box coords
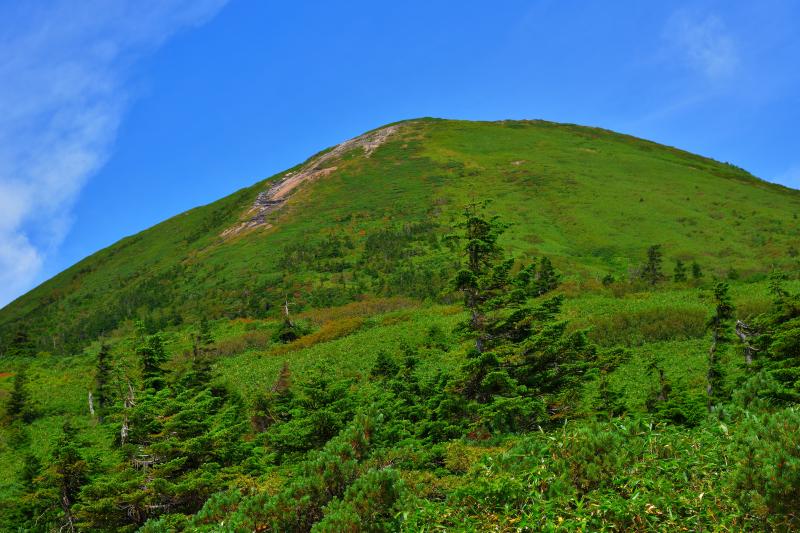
[48,422,87,533]
[94,343,112,421]
[673,259,687,282]
[6,366,32,422]
[534,256,561,296]
[749,272,800,403]
[706,282,734,410]
[197,316,214,347]
[641,245,664,286]
[134,321,167,390]
[451,200,507,354]
[691,261,704,280]
[448,202,594,431]
[8,328,36,357]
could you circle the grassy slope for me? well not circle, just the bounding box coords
[1,118,798,350]
[1,118,799,517]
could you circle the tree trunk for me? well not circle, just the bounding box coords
[735,320,757,366]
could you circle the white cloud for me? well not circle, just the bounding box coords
[0,0,228,308]
[665,10,739,81]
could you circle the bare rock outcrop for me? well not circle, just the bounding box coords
[221,124,399,237]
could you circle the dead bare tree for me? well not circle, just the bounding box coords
[120,380,135,445]
[735,319,758,366]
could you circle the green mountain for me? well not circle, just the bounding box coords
[1,118,798,352]
[1,118,799,531]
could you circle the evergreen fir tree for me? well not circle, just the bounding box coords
[370,350,399,379]
[8,328,36,357]
[691,261,703,280]
[6,366,33,422]
[20,452,41,491]
[673,259,687,282]
[447,203,594,431]
[197,316,214,347]
[252,362,294,432]
[706,282,734,411]
[641,245,664,285]
[451,200,507,354]
[136,325,168,390]
[48,422,87,533]
[534,256,561,296]
[749,273,800,403]
[94,343,112,421]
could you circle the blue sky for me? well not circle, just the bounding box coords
[1,0,799,307]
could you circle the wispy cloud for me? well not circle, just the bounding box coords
[0,0,228,307]
[665,10,739,81]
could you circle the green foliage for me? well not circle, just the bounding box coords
[5,366,34,423]
[641,244,665,285]
[94,343,113,420]
[370,350,400,379]
[729,408,800,530]
[749,275,800,404]
[134,321,168,389]
[448,205,593,432]
[5,328,37,357]
[692,260,704,280]
[196,317,214,347]
[2,119,800,531]
[77,365,251,531]
[707,282,734,410]
[313,468,407,532]
[673,259,688,282]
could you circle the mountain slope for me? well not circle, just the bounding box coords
[1,118,798,353]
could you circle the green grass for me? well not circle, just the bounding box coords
[1,118,799,529]
[2,118,798,354]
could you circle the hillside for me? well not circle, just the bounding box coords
[1,118,800,531]
[1,118,798,354]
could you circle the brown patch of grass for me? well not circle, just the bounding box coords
[215,330,272,357]
[272,317,365,355]
[299,297,416,325]
[581,307,707,347]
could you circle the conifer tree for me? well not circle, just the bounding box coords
[187,318,215,389]
[448,203,594,430]
[691,261,703,280]
[6,366,33,422]
[534,256,561,296]
[451,200,507,354]
[370,350,399,379]
[641,245,664,285]
[134,321,167,390]
[8,328,36,357]
[274,297,304,343]
[706,282,734,410]
[94,343,112,421]
[253,362,294,432]
[749,272,800,403]
[673,259,687,282]
[48,422,87,533]
[197,316,214,346]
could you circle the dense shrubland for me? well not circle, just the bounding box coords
[2,119,800,531]
[2,202,799,532]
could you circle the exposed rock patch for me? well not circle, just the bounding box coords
[221,124,400,238]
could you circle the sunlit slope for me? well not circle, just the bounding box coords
[2,118,798,352]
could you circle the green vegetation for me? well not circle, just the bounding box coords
[1,118,800,531]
